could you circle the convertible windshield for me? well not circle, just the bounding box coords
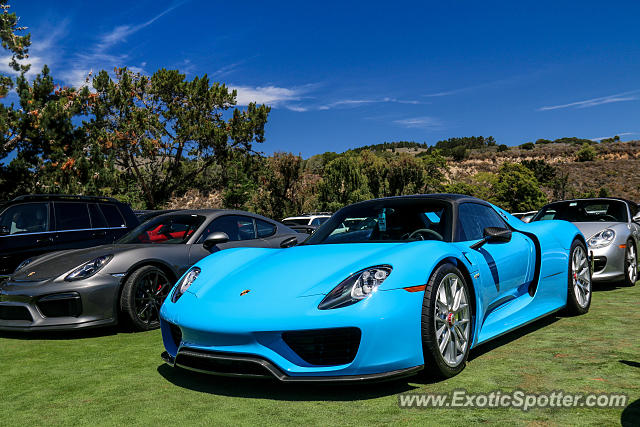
[118,214,205,244]
[533,200,628,223]
[305,200,451,244]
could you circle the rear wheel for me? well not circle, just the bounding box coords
[566,240,591,315]
[120,265,172,331]
[623,240,637,287]
[421,263,472,378]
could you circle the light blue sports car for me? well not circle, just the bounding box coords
[159,194,591,381]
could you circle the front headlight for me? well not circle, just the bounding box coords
[65,255,113,281]
[587,229,616,249]
[14,258,33,273]
[318,265,392,310]
[171,267,200,303]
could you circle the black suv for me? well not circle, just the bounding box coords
[0,195,139,277]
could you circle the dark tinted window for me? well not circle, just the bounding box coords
[533,200,629,223]
[55,203,91,231]
[305,200,450,244]
[0,202,49,234]
[310,217,329,226]
[199,215,256,242]
[88,204,108,228]
[99,204,125,227]
[118,215,204,244]
[456,203,506,241]
[256,219,277,238]
[282,218,309,226]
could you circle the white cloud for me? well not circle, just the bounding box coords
[393,116,443,129]
[538,90,640,111]
[590,132,636,141]
[232,85,309,107]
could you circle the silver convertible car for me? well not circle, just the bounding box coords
[532,198,640,286]
[0,210,300,332]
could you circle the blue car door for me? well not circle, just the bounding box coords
[456,203,536,313]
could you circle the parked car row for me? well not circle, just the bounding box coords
[0,196,302,331]
[1,193,638,383]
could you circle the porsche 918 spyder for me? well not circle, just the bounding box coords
[160,194,591,381]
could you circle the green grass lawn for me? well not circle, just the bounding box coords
[1,282,638,427]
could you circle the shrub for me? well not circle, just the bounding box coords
[519,142,535,150]
[576,143,596,162]
[497,144,509,152]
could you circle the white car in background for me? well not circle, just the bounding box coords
[282,213,332,234]
[512,211,538,223]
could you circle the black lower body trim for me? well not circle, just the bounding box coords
[161,350,423,383]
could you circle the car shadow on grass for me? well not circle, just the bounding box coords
[621,398,640,427]
[0,324,132,340]
[467,315,559,362]
[156,364,420,400]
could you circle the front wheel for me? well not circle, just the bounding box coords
[623,240,637,287]
[566,240,591,315]
[421,263,473,378]
[120,265,173,331]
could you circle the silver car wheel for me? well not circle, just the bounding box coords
[572,245,591,308]
[434,273,471,367]
[627,244,637,284]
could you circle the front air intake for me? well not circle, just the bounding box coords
[282,327,361,366]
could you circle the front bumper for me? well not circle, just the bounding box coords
[589,244,627,282]
[160,288,426,381]
[0,274,121,331]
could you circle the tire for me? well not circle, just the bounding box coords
[566,239,591,315]
[421,263,473,378]
[120,265,173,331]
[623,240,637,287]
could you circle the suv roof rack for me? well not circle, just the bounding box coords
[13,194,120,203]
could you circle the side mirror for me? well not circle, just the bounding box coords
[279,236,298,248]
[203,232,229,250]
[470,227,512,250]
[633,213,640,224]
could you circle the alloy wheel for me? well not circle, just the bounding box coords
[627,244,637,284]
[434,273,471,367]
[572,245,591,308]
[134,270,171,325]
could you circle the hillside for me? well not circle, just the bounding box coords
[448,140,640,201]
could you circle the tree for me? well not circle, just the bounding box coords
[1,1,31,157]
[89,68,270,208]
[254,152,303,220]
[387,154,425,196]
[492,163,547,211]
[318,155,370,211]
[497,144,509,152]
[519,142,535,150]
[520,159,556,184]
[576,142,596,162]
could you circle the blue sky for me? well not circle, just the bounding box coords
[6,0,640,157]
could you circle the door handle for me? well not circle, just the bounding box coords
[36,237,53,246]
[92,231,107,238]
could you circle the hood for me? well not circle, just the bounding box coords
[571,222,623,239]
[187,241,444,302]
[11,244,150,281]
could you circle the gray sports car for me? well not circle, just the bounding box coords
[532,198,640,286]
[0,209,301,332]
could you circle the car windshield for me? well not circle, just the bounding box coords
[533,200,628,223]
[117,214,205,244]
[304,200,450,244]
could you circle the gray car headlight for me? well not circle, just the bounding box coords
[318,265,392,310]
[587,229,616,249]
[14,258,33,273]
[171,267,200,303]
[65,255,113,281]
